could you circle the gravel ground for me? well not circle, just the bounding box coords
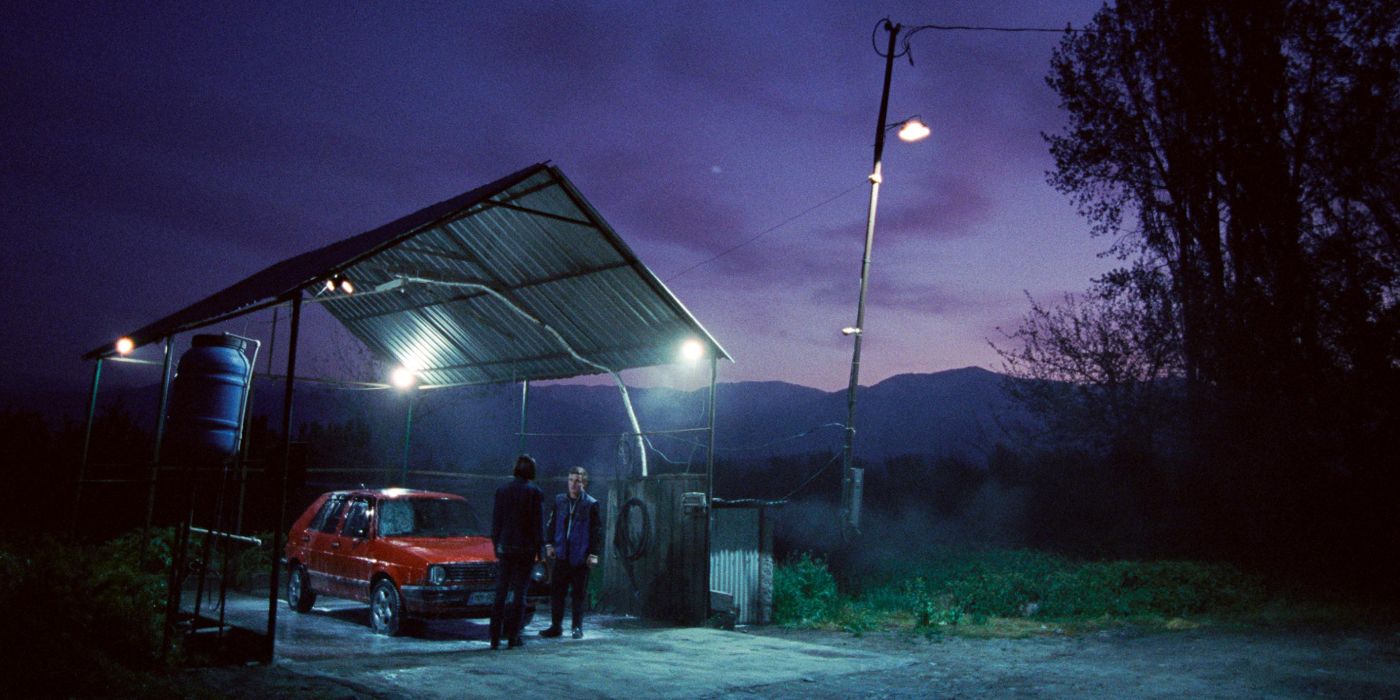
[167,620,1400,699]
[725,624,1400,699]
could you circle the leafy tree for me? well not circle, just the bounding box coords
[1031,0,1399,566]
[996,265,1183,457]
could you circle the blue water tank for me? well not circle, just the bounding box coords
[167,334,251,463]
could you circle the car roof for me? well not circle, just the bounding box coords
[323,488,465,500]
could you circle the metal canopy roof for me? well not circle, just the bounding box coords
[85,163,729,387]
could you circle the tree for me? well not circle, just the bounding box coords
[1037,0,1399,566]
[996,264,1183,457]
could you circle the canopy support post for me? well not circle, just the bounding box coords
[264,293,302,664]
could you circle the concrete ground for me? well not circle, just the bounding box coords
[179,589,907,698]
[178,590,1400,699]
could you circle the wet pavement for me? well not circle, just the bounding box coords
[181,588,910,697]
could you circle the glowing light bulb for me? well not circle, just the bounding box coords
[391,366,416,389]
[115,337,135,355]
[897,118,930,142]
[680,339,704,362]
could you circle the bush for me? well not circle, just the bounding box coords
[1,533,173,696]
[773,552,841,625]
[854,549,1268,631]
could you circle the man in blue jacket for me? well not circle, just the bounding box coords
[490,454,543,649]
[539,465,601,639]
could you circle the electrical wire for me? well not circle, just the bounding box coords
[649,421,847,455]
[666,182,865,282]
[872,17,1092,66]
[779,451,844,502]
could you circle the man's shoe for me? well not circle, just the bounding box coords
[539,627,562,638]
[571,627,583,639]
[507,637,525,648]
[489,639,501,650]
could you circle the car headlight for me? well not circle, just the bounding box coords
[427,565,446,586]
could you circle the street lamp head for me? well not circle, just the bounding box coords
[897,118,930,142]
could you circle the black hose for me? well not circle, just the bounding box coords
[613,497,649,561]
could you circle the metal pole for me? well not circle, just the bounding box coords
[841,19,900,538]
[140,336,175,569]
[706,355,718,506]
[518,379,529,455]
[72,357,103,535]
[400,389,414,486]
[265,293,301,664]
[705,355,717,615]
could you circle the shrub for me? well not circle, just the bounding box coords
[773,552,841,625]
[1,533,172,696]
[853,548,1268,630]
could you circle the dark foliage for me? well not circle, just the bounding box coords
[991,0,1400,584]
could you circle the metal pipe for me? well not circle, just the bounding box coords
[215,334,260,537]
[705,354,718,616]
[188,526,263,546]
[72,357,103,535]
[518,380,529,455]
[841,19,901,537]
[396,274,649,476]
[706,355,718,504]
[400,389,414,486]
[265,293,302,663]
[140,336,174,570]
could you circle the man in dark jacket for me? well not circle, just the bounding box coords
[490,454,543,649]
[539,465,602,639]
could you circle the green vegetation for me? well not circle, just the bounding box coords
[772,552,841,625]
[0,528,274,697]
[774,549,1288,637]
[2,532,172,695]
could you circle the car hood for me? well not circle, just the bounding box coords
[378,535,495,562]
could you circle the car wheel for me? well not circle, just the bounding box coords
[287,564,315,613]
[371,579,403,636]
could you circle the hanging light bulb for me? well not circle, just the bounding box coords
[680,338,704,362]
[390,366,416,389]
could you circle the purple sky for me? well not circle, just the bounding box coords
[3,1,1111,396]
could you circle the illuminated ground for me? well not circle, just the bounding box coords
[177,590,1400,698]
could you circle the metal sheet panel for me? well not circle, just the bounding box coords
[711,507,763,625]
[91,163,730,387]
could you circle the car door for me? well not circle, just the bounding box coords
[304,495,347,595]
[326,496,374,601]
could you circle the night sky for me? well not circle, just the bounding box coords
[3,1,1110,399]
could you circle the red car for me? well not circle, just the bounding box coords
[284,488,537,636]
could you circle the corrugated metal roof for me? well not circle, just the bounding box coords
[85,163,729,386]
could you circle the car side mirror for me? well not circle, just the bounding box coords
[348,526,369,539]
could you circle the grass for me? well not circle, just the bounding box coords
[771,548,1377,638]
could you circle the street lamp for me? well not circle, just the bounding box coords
[840,19,928,538]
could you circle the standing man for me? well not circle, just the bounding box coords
[539,466,602,639]
[490,454,543,649]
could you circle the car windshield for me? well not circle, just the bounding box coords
[378,497,483,538]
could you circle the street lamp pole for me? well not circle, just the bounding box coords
[841,19,902,538]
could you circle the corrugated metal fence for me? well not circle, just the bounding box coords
[709,503,774,625]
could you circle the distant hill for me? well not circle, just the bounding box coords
[4,367,1029,473]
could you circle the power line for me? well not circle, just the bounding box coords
[875,18,1092,65]
[666,181,864,282]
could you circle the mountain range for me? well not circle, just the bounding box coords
[6,367,1029,473]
